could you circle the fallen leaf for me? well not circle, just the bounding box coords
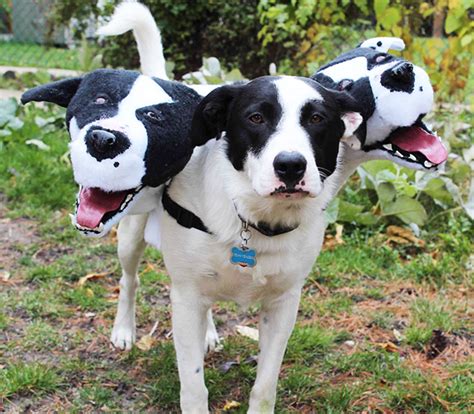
[235,325,259,341]
[77,271,109,287]
[0,271,10,282]
[377,341,399,353]
[386,225,425,247]
[223,400,241,411]
[136,335,156,351]
[26,139,50,151]
[85,288,94,298]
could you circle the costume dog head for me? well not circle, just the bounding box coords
[312,37,448,169]
[21,69,201,236]
[191,76,362,201]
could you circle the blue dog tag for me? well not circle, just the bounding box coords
[230,246,257,268]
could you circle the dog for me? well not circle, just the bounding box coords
[157,76,362,412]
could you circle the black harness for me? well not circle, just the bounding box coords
[162,187,298,237]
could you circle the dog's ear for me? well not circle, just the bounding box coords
[332,90,364,148]
[191,84,241,147]
[21,77,83,108]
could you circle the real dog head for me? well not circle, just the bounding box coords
[313,40,448,170]
[191,76,362,200]
[21,69,200,236]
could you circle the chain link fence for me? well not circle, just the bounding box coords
[0,0,99,71]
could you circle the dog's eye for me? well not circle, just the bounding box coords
[95,96,107,105]
[249,113,264,124]
[145,111,159,121]
[310,114,323,124]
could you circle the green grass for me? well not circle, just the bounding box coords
[0,363,61,399]
[0,100,472,412]
[0,41,80,70]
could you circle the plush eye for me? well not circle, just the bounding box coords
[249,113,264,124]
[145,111,159,120]
[95,96,108,105]
[310,114,323,124]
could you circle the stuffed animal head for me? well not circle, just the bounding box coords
[22,69,201,236]
[312,37,448,170]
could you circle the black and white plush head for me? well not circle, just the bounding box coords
[22,69,201,236]
[191,76,362,199]
[312,37,448,170]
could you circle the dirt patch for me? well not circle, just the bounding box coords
[0,195,39,273]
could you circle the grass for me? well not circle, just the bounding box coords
[0,41,80,70]
[0,101,472,412]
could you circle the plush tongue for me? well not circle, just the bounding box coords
[390,127,448,164]
[76,187,128,229]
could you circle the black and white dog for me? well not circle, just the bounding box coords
[160,76,362,413]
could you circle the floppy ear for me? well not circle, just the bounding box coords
[21,77,83,108]
[190,84,241,147]
[334,91,364,149]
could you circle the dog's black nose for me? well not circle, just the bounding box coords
[85,128,131,161]
[273,151,307,187]
[91,130,117,152]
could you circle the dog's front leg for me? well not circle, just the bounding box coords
[171,284,210,413]
[248,287,302,414]
[111,214,148,350]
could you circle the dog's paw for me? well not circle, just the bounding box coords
[204,325,221,353]
[111,325,136,350]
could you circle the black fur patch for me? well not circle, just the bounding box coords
[138,80,202,186]
[66,69,139,128]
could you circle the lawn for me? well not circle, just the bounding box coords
[0,99,472,413]
[0,41,81,70]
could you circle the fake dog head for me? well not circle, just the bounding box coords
[191,76,362,200]
[22,69,201,236]
[312,38,448,170]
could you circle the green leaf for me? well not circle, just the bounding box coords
[376,182,396,209]
[422,177,453,207]
[0,98,18,125]
[383,196,427,225]
[374,0,389,17]
[380,7,402,29]
[445,12,462,34]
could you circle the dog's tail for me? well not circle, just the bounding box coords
[97,1,168,79]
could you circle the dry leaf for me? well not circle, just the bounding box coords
[136,335,156,351]
[386,225,425,247]
[377,341,399,353]
[77,271,109,287]
[235,325,259,341]
[223,400,241,411]
[0,271,10,282]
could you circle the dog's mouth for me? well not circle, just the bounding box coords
[73,185,143,233]
[270,187,310,199]
[366,125,448,169]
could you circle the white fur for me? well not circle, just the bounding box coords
[97,1,168,79]
[360,37,405,52]
[246,78,325,197]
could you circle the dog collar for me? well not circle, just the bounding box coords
[162,188,297,238]
[235,209,298,237]
[162,187,212,234]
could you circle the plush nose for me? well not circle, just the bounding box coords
[85,128,130,161]
[390,61,414,82]
[273,151,307,187]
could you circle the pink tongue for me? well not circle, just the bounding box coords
[390,127,448,164]
[76,188,128,229]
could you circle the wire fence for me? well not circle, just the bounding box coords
[0,0,97,71]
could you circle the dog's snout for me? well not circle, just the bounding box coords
[91,130,117,152]
[273,151,307,187]
[85,128,131,161]
[390,62,413,82]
